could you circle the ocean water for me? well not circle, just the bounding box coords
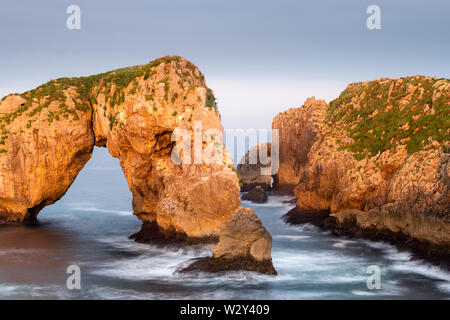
[0,147,449,300]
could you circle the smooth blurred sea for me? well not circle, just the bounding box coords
[0,147,449,299]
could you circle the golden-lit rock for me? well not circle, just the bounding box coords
[275,77,450,256]
[0,56,241,240]
[181,207,277,275]
[272,97,327,193]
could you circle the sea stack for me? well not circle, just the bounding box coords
[182,207,277,275]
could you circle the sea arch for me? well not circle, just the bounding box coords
[0,56,241,240]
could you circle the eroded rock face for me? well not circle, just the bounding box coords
[212,207,273,262]
[0,56,241,240]
[237,143,272,191]
[0,94,95,223]
[275,77,450,258]
[182,207,277,275]
[272,97,327,193]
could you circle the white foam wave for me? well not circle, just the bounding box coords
[92,254,192,280]
[332,239,357,248]
[350,290,378,296]
[350,279,406,298]
[273,235,310,240]
[437,282,450,295]
[0,283,74,299]
[241,195,296,209]
[70,207,132,216]
[97,236,214,256]
[390,260,450,283]
[361,239,393,250]
[90,284,236,300]
[361,239,414,262]
[273,249,366,274]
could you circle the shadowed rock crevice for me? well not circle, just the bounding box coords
[152,130,175,154]
[23,200,49,225]
[180,256,277,275]
[129,221,218,246]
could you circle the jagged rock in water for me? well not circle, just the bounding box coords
[274,77,450,262]
[242,186,268,203]
[181,207,277,275]
[237,143,272,191]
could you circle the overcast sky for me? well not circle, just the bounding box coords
[1,0,449,130]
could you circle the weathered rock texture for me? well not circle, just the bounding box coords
[275,77,450,261]
[237,143,272,191]
[272,97,326,193]
[181,207,277,275]
[0,56,241,240]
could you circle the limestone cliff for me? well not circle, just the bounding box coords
[272,97,326,193]
[0,56,241,240]
[275,76,450,259]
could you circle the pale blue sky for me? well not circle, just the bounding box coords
[1,0,449,129]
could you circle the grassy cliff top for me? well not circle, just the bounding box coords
[1,55,208,113]
[0,56,217,153]
[327,76,450,159]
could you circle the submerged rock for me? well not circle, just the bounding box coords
[182,207,277,275]
[242,186,268,203]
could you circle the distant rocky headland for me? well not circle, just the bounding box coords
[0,56,276,275]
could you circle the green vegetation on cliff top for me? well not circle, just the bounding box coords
[327,76,450,159]
[0,56,217,153]
[0,55,213,122]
